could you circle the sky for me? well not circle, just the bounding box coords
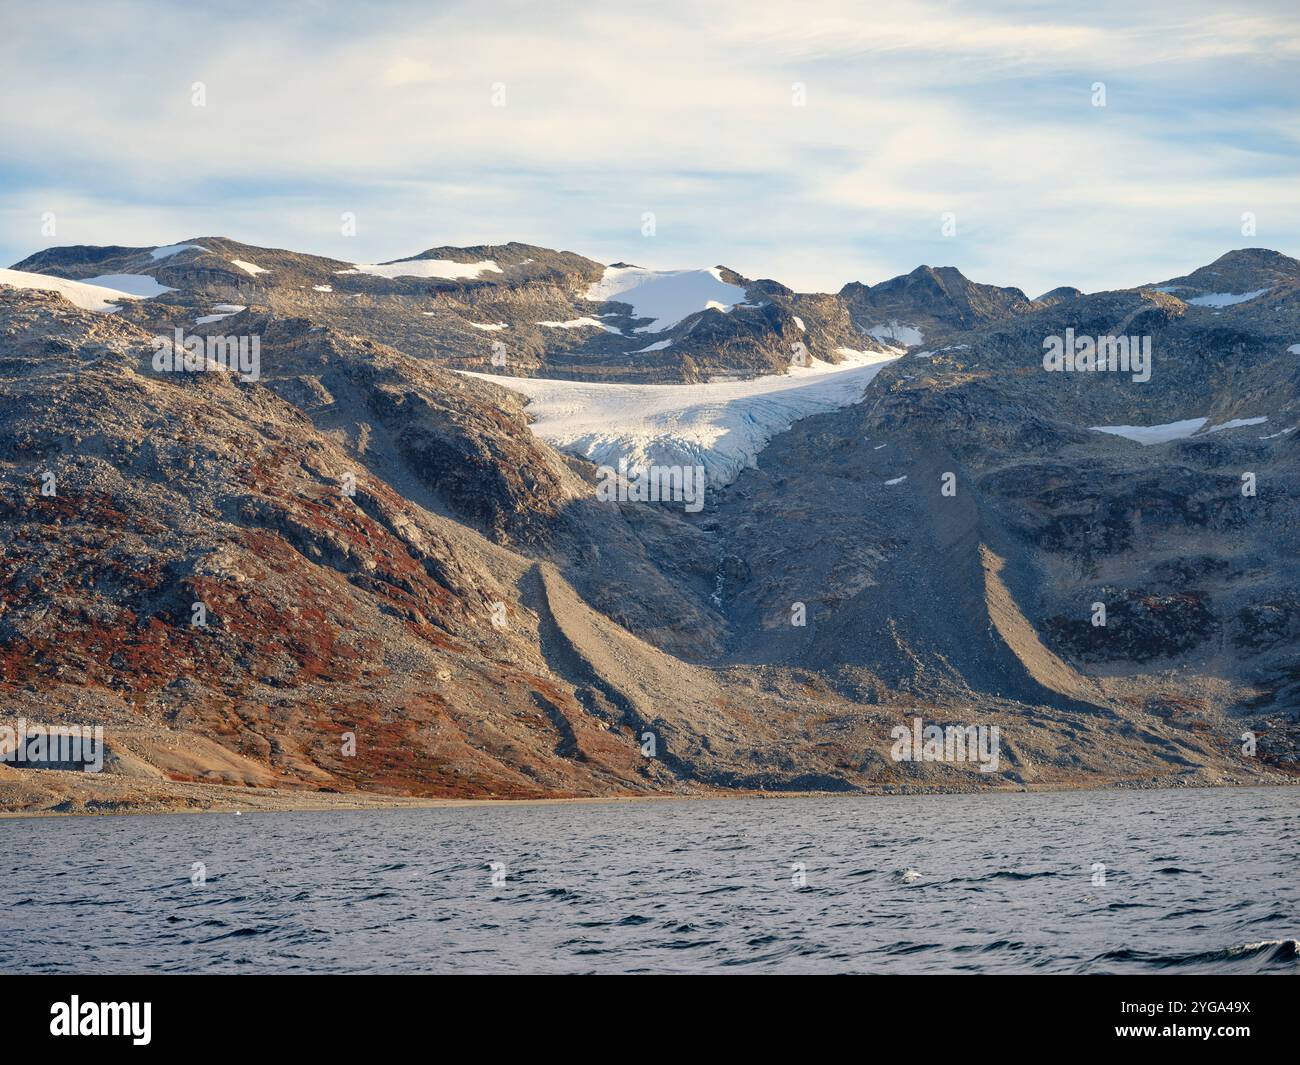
[2,0,1298,296]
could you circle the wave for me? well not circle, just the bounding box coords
[1093,939,1300,970]
[947,869,1057,884]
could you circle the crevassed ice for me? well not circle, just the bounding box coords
[463,349,901,487]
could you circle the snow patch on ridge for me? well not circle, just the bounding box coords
[1207,416,1268,433]
[339,259,501,280]
[150,243,208,260]
[1186,289,1269,308]
[0,268,144,312]
[82,273,175,298]
[864,322,924,347]
[1090,415,1268,445]
[585,266,748,333]
[463,349,901,487]
[195,304,246,325]
[1089,418,1207,445]
[538,316,622,333]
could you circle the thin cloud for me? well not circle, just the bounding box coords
[0,0,1297,295]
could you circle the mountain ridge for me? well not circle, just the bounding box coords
[1,237,1297,813]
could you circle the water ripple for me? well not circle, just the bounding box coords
[1,787,1296,973]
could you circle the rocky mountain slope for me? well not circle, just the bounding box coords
[1,241,1296,813]
[10,238,891,385]
[839,264,1040,345]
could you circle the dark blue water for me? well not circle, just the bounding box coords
[1,787,1296,973]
